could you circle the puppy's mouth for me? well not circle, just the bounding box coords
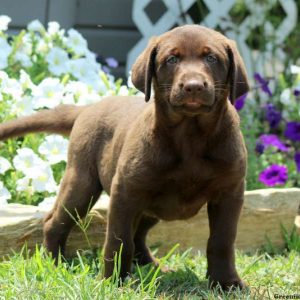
[170,97,215,115]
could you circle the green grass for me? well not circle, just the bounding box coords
[0,246,299,300]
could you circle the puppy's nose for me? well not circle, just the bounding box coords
[184,80,207,94]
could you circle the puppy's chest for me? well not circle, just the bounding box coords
[146,158,223,221]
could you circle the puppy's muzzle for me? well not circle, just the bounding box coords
[181,79,213,108]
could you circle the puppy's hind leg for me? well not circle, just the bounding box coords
[43,166,102,262]
[134,215,159,266]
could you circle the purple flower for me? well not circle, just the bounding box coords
[254,73,272,97]
[264,103,282,128]
[295,152,300,173]
[234,93,248,111]
[255,142,265,155]
[294,89,300,97]
[105,57,118,68]
[285,121,300,141]
[259,164,288,187]
[259,134,289,152]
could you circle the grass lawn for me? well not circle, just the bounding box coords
[0,245,299,300]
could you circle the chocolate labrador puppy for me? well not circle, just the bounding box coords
[0,25,249,290]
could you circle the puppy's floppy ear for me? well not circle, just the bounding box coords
[226,40,249,104]
[131,37,158,102]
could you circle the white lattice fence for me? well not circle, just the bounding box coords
[127,0,298,77]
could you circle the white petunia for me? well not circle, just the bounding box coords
[46,47,69,76]
[127,72,134,88]
[0,15,11,31]
[36,38,49,54]
[61,93,75,105]
[38,196,56,209]
[280,88,292,105]
[0,37,12,69]
[0,181,11,206]
[65,80,89,96]
[0,70,9,82]
[118,85,130,96]
[64,80,100,105]
[47,21,64,36]
[38,135,68,164]
[11,95,35,117]
[291,65,300,74]
[13,148,45,174]
[16,176,33,193]
[67,29,88,55]
[0,157,12,174]
[1,77,23,99]
[67,58,99,83]
[32,78,64,109]
[31,165,57,193]
[14,34,33,67]
[19,70,35,90]
[27,19,44,33]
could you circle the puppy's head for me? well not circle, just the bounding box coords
[131,25,249,116]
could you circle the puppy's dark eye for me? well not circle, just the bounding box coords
[206,54,217,63]
[166,55,178,65]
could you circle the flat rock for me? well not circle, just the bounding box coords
[0,188,299,258]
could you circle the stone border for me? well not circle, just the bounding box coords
[0,188,299,257]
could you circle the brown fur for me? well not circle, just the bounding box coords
[0,25,249,290]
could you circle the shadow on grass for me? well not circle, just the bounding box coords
[155,267,208,298]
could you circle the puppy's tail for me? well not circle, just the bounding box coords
[0,105,86,141]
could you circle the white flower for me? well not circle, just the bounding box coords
[31,165,57,193]
[127,72,134,88]
[61,93,75,105]
[67,58,99,82]
[13,148,44,173]
[16,177,32,193]
[11,95,35,117]
[0,181,11,206]
[67,29,88,55]
[38,196,56,209]
[46,47,69,76]
[65,80,89,95]
[291,65,300,74]
[27,19,44,33]
[0,15,11,31]
[1,77,23,99]
[36,39,49,54]
[0,70,9,82]
[118,85,130,96]
[64,80,100,104]
[14,34,33,67]
[47,21,64,36]
[38,135,68,164]
[280,88,292,105]
[32,78,64,109]
[19,70,35,90]
[0,37,12,69]
[0,157,11,174]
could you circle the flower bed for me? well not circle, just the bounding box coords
[0,16,136,208]
[237,70,300,190]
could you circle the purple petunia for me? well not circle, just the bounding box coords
[105,57,118,68]
[295,152,300,173]
[254,73,272,97]
[264,103,282,128]
[259,164,288,187]
[294,89,300,97]
[258,134,289,152]
[285,121,300,142]
[234,93,248,111]
[255,142,265,155]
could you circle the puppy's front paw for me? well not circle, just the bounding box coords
[209,277,248,291]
